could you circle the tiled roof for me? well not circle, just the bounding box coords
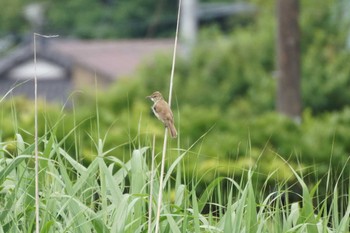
[50,39,175,80]
[0,39,175,102]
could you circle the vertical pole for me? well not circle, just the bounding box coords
[276,0,301,122]
[180,0,197,59]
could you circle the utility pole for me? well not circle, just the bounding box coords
[180,0,198,59]
[276,0,301,122]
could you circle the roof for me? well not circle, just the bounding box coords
[0,43,71,78]
[50,39,175,81]
[0,39,176,82]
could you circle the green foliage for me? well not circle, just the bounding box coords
[300,0,350,113]
[0,134,348,232]
[1,0,349,192]
[1,2,350,230]
[45,0,179,38]
[2,0,250,39]
[2,92,349,197]
[0,0,28,34]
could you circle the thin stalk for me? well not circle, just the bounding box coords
[33,32,39,233]
[154,0,182,232]
[33,33,58,233]
[167,0,181,107]
[94,76,101,141]
[148,135,156,233]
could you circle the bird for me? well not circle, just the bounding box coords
[146,91,177,138]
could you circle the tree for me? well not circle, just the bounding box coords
[276,0,301,121]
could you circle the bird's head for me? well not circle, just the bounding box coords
[146,91,163,102]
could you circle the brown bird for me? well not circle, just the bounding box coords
[146,91,177,138]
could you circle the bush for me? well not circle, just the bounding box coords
[1,0,350,204]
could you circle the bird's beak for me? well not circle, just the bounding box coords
[146,95,151,99]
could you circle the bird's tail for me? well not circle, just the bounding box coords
[168,123,177,138]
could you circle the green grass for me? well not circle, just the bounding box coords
[0,129,349,233]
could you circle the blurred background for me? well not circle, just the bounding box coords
[0,0,349,205]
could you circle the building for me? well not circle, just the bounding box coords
[0,39,174,103]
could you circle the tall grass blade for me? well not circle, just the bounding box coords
[129,147,148,232]
[191,189,201,232]
[287,163,319,233]
[246,176,258,233]
[223,189,233,233]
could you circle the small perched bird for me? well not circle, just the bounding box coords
[146,91,177,138]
